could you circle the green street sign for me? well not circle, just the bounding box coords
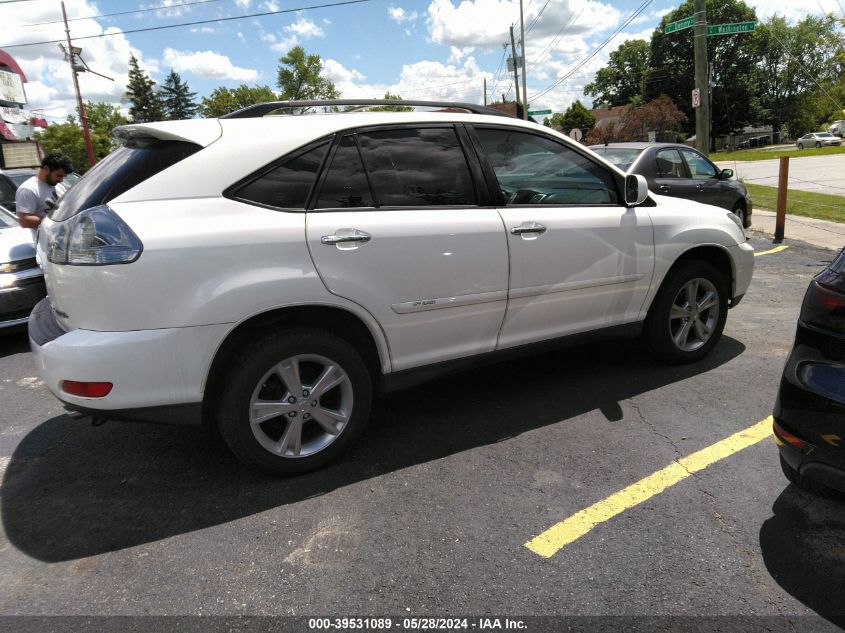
[664,16,694,33]
[529,109,552,115]
[707,21,756,35]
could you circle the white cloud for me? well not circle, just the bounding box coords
[162,48,259,81]
[388,6,420,23]
[266,17,325,52]
[323,59,366,83]
[447,46,475,64]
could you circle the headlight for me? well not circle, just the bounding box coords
[47,205,142,266]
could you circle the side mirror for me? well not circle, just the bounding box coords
[625,174,649,206]
[720,168,733,179]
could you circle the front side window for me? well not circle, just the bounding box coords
[356,127,477,207]
[476,128,619,205]
[655,149,686,179]
[680,149,718,180]
[234,141,329,210]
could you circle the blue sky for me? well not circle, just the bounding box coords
[0,0,833,123]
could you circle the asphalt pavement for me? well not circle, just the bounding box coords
[716,153,845,197]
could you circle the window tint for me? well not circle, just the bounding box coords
[681,149,717,180]
[235,141,329,210]
[476,128,619,205]
[357,128,476,207]
[315,135,373,208]
[52,140,201,222]
[655,149,686,179]
[0,177,15,201]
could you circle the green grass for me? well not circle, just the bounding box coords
[711,145,845,162]
[745,183,845,223]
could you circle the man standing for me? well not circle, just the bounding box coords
[15,153,73,230]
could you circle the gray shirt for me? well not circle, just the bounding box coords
[15,176,58,220]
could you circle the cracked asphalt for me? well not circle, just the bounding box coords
[0,233,843,632]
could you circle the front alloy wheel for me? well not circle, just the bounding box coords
[645,261,728,364]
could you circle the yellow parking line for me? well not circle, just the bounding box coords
[524,416,773,558]
[755,245,789,257]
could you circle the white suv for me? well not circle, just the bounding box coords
[29,100,754,474]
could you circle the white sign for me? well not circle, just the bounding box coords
[0,70,26,105]
[648,131,657,143]
[692,88,701,108]
[569,128,583,141]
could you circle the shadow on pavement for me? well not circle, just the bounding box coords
[759,486,845,628]
[3,336,744,562]
[0,329,30,359]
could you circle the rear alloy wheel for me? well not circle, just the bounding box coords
[645,261,728,364]
[218,328,372,474]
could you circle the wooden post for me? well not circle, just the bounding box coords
[774,156,788,243]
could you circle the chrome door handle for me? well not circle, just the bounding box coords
[510,223,547,235]
[321,230,372,245]
[658,185,670,191]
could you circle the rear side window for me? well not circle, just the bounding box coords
[234,141,329,210]
[357,128,477,207]
[315,135,373,209]
[51,140,201,222]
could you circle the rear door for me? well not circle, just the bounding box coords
[470,125,654,349]
[652,148,698,200]
[306,125,509,371]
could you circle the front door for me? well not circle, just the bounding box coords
[471,126,655,350]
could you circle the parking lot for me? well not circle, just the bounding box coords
[0,233,843,632]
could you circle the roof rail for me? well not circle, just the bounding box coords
[219,99,514,119]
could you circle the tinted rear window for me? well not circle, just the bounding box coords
[51,140,201,222]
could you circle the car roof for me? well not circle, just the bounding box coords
[0,168,37,176]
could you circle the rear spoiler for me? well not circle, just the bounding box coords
[113,119,223,148]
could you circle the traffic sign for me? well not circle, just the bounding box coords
[664,16,694,34]
[529,109,552,115]
[707,21,756,35]
[569,128,583,142]
[692,88,701,108]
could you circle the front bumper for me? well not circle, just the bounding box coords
[28,298,231,422]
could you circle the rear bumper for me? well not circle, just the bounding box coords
[0,272,45,329]
[28,298,230,422]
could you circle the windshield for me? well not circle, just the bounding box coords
[7,173,34,187]
[594,148,642,171]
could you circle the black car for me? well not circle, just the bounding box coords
[0,168,38,212]
[589,142,753,228]
[774,248,845,497]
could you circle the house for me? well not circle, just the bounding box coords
[0,48,47,168]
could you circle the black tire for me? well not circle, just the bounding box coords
[644,261,728,364]
[797,143,804,150]
[731,203,746,227]
[218,328,372,474]
[780,455,844,499]
[815,141,822,148]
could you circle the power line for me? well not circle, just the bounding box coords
[20,0,226,28]
[529,0,653,102]
[0,0,375,49]
[530,6,583,64]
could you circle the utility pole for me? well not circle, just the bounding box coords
[483,78,487,105]
[509,26,521,116]
[519,0,528,120]
[62,1,95,168]
[693,0,710,155]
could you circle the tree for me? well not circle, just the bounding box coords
[160,70,198,120]
[583,96,686,145]
[198,84,278,118]
[584,39,651,107]
[276,46,340,102]
[749,14,843,139]
[36,102,128,172]
[125,54,163,123]
[558,100,596,132]
[644,0,757,140]
[369,92,413,111]
[543,112,566,129]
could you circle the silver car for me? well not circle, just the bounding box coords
[0,205,45,329]
[796,132,842,149]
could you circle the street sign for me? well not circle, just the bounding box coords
[707,21,756,36]
[569,128,583,141]
[664,16,694,34]
[529,109,551,115]
[692,88,701,108]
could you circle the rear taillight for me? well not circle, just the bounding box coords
[773,420,807,450]
[800,271,845,333]
[47,205,142,266]
[61,380,113,398]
